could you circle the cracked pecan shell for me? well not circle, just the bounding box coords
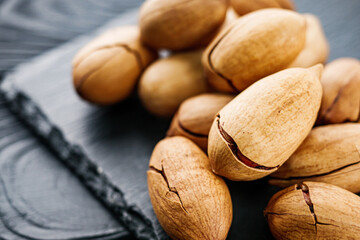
[317,58,360,124]
[208,65,323,181]
[202,9,306,93]
[167,93,233,151]
[72,26,157,105]
[270,123,360,193]
[139,0,227,50]
[147,136,232,240]
[265,182,360,240]
[230,0,295,16]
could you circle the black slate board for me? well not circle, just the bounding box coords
[0,0,144,74]
[0,96,130,239]
[1,1,360,239]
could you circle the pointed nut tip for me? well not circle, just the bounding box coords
[308,64,324,77]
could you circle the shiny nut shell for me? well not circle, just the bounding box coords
[147,136,232,240]
[139,0,227,50]
[203,9,306,93]
[208,65,323,181]
[270,123,360,193]
[72,26,156,105]
[138,50,208,117]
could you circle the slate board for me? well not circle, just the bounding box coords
[1,0,360,239]
[0,96,130,239]
[0,0,144,74]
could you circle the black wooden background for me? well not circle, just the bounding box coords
[0,0,359,239]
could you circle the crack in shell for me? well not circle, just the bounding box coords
[149,166,189,214]
[295,183,335,235]
[177,119,208,139]
[216,115,278,170]
[206,27,239,92]
[296,184,316,220]
[357,98,360,122]
[271,160,360,181]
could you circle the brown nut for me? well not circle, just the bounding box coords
[202,9,306,93]
[218,8,240,33]
[265,182,360,240]
[138,50,208,117]
[230,0,295,16]
[72,26,156,105]
[317,58,360,124]
[288,14,329,68]
[139,0,228,50]
[147,136,232,240]
[207,8,240,53]
[270,123,360,193]
[167,93,233,151]
[208,65,323,181]
[224,7,240,23]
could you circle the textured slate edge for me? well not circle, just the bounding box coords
[0,78,158,240]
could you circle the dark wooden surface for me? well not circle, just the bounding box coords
[0,0,359,239]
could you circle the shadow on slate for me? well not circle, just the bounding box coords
[0,0,360,239]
